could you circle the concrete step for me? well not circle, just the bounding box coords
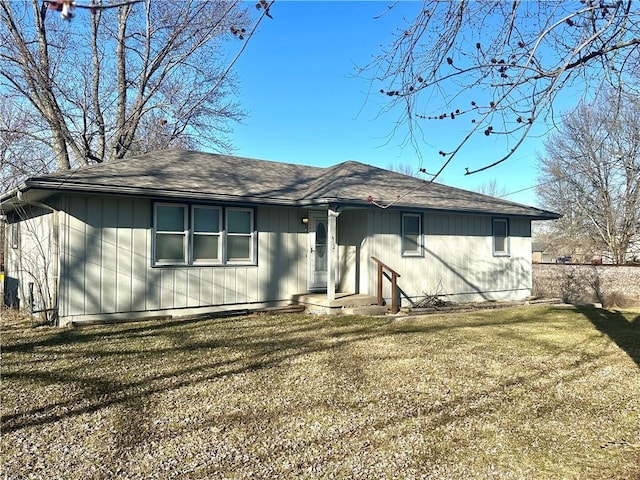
[293,292,384,316]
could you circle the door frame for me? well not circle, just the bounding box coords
[307,210,338,292]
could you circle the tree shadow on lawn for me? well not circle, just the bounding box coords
[576,306,640,368]
[1,316,218,354]
[3,310,629,476]
[0,315,390,435]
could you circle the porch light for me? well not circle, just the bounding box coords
[301,216,309,225]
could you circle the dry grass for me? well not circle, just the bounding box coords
[1,306,639,479]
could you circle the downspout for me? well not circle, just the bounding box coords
[16,191,60,325]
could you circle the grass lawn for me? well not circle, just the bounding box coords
[1,305,639,479]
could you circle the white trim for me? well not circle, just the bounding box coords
[152,203,256,267]
[327,208,340,301]
[307,211,328,291]
[191,205,222,265]
[225,207,255,265]
[153,203,188,265]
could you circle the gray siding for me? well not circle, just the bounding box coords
[337,209,367,293]
[4,207,57,320]
[14,194,534,324]
[57,195,307,323]
[362,210,532,305]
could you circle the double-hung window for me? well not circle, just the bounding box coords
[153,203,256,266]
[192,206,222,263]
[492,218,509,256]
[401,212,422,256]
[226,208,254,262]
[155,204,188,263]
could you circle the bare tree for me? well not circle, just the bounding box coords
[475,179,508,198]
[387,162,419,177]
[0,0,273,179]
[0,96,55,189]
[536,89,640,264]
[364,1,640,181]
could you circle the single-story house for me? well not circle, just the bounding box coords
[1,150,560,325]
[531,241,557,263]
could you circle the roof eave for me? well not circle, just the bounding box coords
[0,183,39,213]
[19,181,338,208]
[326,197,562,220]
[3,181,563,220]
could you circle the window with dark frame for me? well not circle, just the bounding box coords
[153,203,255,266]
[401,212,422,256]
[492,218,509,255]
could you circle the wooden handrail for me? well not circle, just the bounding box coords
[371,256,401,313]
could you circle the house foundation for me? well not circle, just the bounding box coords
[290,292,388,315]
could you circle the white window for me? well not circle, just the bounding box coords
[401,213,422,256]
[192,206,222,263]
[226,208,254,263]
[493,218,509,256]
[10,222,19,249]
[153,203,255,266]
[155,204,188,264]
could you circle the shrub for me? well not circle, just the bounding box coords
[603,291,639,308]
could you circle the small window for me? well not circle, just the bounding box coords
[226,208,254,263]
[155,204,188,264]
[402,213,422,256]
[10,223,19,249]
[493,218,509,256]
[192,206,221,263]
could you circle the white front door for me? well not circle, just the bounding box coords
[308,211,328,291]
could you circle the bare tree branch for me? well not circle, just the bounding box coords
[0,0,274,180]
[363,0,640,181]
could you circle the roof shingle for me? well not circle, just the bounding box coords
[6,149,560,219]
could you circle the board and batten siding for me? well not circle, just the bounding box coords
[57,195,307,323]
[361,210,533,305]
[4,207,57,317]
[336,209,367,293]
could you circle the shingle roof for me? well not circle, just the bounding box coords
[3,149,560,219]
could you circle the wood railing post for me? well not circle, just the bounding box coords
[371,256,401,313]
[391,272,398,314]
[377,262,383,306]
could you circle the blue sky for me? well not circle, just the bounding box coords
[230,1,557,207]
